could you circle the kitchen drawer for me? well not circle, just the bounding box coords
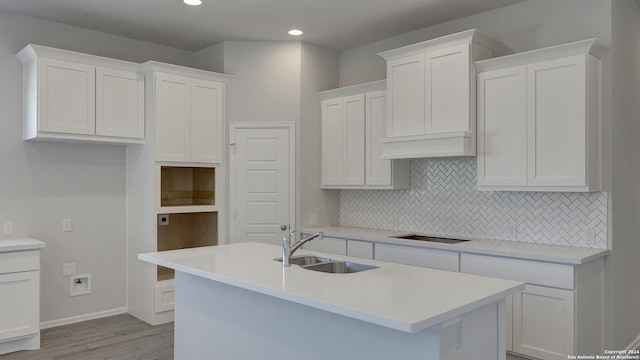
[460,253,574,290]
[347,240,374,259]
[302,236,347,256]
[155,280,175,313]
[375,243,459,271]
[0,250,40,274]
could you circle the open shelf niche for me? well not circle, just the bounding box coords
[156,212,218,281]
[160,166,215,207]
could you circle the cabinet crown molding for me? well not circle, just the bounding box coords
[377,29,501,60]
[475,38,609,73]
[140,61,233,82]
[16,44,139,72]
[318,80,385,100]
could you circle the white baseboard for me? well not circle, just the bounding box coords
[627,333,640,350]
[40,307,127,330]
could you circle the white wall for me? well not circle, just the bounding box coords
[339,0,611,87]
[299,43,340,228]
[221,41,302,125]
[607,0,640,349]
[0,10,193,323]
[195,40,340,238]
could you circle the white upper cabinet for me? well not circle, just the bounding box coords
[320,81,409,189]
[96,67,145,139]
[144,62,231,164]
[476,39,609,192]
[378,29,500,159]
[16,44,144,144]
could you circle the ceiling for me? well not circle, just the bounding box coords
[0,0,522,51]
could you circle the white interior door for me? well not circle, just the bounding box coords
[230,124,294,245]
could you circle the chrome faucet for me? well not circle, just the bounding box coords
[282,230,323,267]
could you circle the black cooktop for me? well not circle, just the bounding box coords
[392,234,469,244]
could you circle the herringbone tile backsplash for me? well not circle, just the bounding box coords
[339,158,608,249]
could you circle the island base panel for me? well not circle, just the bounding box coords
[174,272,505,360]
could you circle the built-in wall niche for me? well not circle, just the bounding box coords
[160,166,215,207]
[156,212,218,281]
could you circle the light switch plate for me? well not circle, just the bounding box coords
[62,218,72,232]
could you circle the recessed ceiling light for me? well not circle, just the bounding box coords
[288,29,303,36]
[184,0,202,5]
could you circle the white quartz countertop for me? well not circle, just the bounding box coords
[139,242,523,333]
[0,238,46,252]
[301,226,609,265]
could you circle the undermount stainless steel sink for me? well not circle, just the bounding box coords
[274,256,379,274]
[274,255,331,266]
[302,261,379,274]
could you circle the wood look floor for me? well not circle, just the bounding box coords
[2,313,531,360]
[2,314,173,360]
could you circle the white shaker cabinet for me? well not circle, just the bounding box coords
[377,29,500,159]
[16,44,144,144]
[374,243,459,272]
[96,67,145,139]
[301,236,347,256]
[150,69,227,164]
[0,239,46,356]
[476,39,609,192]
[460,253,604,360]
[320,80,409,189]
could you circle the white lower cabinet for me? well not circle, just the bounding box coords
[460,253,603,360]
[0,271,39,342]
[302,236,347,256]
[374,243,459,271]
[513,285,574,360]
[346,240,374,259]
[0,247,42,355]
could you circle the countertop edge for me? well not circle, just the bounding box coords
[0,238,46,252]
[300,226,609,265]
[139,246,524,334]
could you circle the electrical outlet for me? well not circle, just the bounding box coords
[3,221,13,235]
[62,218,72,232]
[504,223,517,239]
[584,227,595,246]
[309,213,319,226]
[62,263,77,276]
[158,215,169,226]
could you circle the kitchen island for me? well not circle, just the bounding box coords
[139,242,524,360]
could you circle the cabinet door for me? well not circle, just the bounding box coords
[527,55,587,187]
[0,271,39,342]
[366,90,392,186]
[155,73,191,162]
[375,243,459,271]
[386,54,425,137]
[38,58,95,135]
[191,79,224,163]
[342,94,365,186]
[477,65,527,186]
[321,99,343,186]
[513,285,574,360]
[426,44,471,134]
[96,67,144,139]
